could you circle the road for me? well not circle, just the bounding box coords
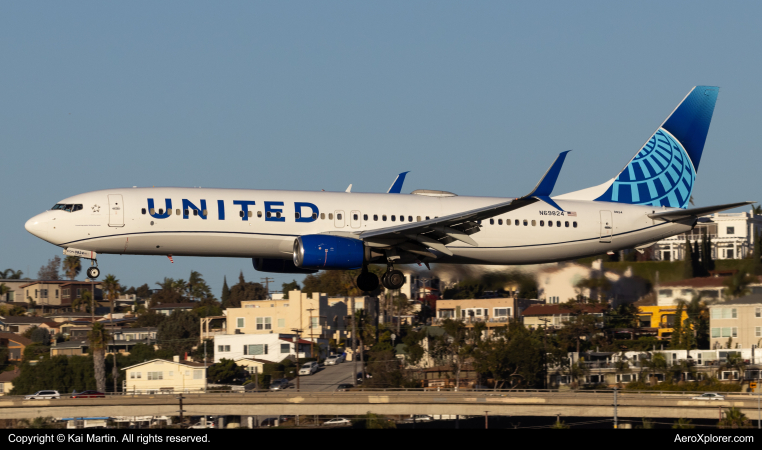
[294,361,356,392]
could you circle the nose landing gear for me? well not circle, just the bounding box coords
[86,266,100,279]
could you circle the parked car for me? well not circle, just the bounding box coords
[691,393,725,401]
[324,356,340,366]
[299,362,319,376]
[270,378,292,390]
[402,415,434,423]
[25,390,61,400]
[336,384,354,392]
[188,421,215,429]
[337,353,346,363]
[323,418,351,426]
[71,390,106,399]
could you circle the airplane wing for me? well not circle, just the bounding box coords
[357,151,570,257]
[648,201,755,221]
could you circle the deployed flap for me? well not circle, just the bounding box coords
[648,201,754,221]
[387,172,410,194]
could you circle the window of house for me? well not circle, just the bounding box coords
[256,317,271,330]
[756,307,761,318]
[531,220,536,226]
[147,371,163,381]
[278,318,285,328]
[727,227,735,235]
[246,344,267,355]
[711,328,720,338]
[136,372,141,379]
[281,343,290,353]
[756,326,761,337]
[237,318,244,328]
[494,308,510,317]
[194,370,202,379]
[130,372,135,379]
[194,210,200,216]
[311,317,319,328]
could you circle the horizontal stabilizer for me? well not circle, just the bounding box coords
[648,201,755,221]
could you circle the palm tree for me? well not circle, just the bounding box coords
[718,407,752,428]
[645,353,667,385]
[62,256,82,280]
[101,274,121,322]
[1,269,23,279]
[723,271,754,299]
[722,353,746,383]
[88,322,111,392]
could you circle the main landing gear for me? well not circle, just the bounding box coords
[355,264,406,292]
[86,263,100,279]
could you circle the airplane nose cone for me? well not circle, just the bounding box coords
[25,216,42,236]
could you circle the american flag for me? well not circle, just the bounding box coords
[567,211,577,216]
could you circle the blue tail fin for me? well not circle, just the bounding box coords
[592,86,719,209]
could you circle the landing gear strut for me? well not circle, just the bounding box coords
[356,266,379,292]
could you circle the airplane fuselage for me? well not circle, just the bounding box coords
[25,187,692,265]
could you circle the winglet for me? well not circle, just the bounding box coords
[346,184,352,193]
[524,151,570,211]
[387,172,410,194]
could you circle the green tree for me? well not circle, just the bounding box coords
[101,274,121,320]
[669,302,685,349]
[703,231,715,272]
[723,271,754,299]
[88,322,111,392]
[352,412,396,429]
[281,280,300,299]
[207,359,241,384]
[722,353,746,383]
[220,276,230,304]
[1,269,24,279]
[135,284,151,299]
[752,231,762,275]
[18,417,55,429]
[150,278,186,306]
[644,353,667,385]
[225,273,266,308]
[0,283,10,302]
[683,237,694,279]
[30,327,50,344]
[156,310,199,355]
[718,407,752,428]
[62,256,82,280]
[686,294,709,349]
[187,270,213,301]
[37,256,61,280]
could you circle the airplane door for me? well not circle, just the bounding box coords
[350,210,361,229]
[108,194,125,227]
[334,210,345,228]
[599,211,612,243]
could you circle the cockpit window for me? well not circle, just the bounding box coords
[51,204,83,212]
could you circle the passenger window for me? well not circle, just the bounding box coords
[312,213,318,219]
[320,213,325,220]
[417,216,421,222]
[374,215,378,221]
[408,216,413,222]
[498,219,503,225]
[203,209,208,216]
[176,209,181,216]
[399,216,404,222]
[267,212,272,218]
[276,212,282,218]
[184,209,189,216]
[540,220,544,226]
[363,214,368,221]
[258,211,263,218]
[573,221,578,228]
[391,215,396,222]
[158,209,164,215]
[193,210,198,216]
[150,208,156,215]
[515,220,519,226]
[556,221,561,227]
[167,209,172,216]
[382,215,387,221]
[353,214,359,220]
[548,220,553,227]
[523,220,528,226]
[531,220,536,226]
[329,213,333,220]
[426,216,430,220]
[239,211,244,217]
[565,221,569,227]
[142,208,146,215]
[296,213,300,219]
[490,219,494,225]
[336,213,341,220]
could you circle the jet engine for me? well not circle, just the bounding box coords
[252,258,318,274]
[293,235,367,270]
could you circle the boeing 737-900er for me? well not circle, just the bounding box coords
[25,86,753,292]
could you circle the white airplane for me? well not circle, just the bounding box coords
[25,86,752,291]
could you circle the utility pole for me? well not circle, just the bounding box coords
[176,394,185,427]
[307,307,316,359]
[484,411,489,429]
[261,277,274,298]
[291,328,302,392]
[351,297,357,387]
[540,318,550,389]
[203,340,208,393]
[613,388,618,429]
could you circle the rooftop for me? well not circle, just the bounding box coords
[522,304,608,316]
[0,332,32,345]
[708,294,762,306]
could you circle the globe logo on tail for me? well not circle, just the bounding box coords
[596,128,695,208]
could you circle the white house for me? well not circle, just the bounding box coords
[122,357,207,394]
[654,209,762,261]
[213,333,323,364]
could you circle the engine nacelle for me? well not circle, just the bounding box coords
[293,235,365,270]
[252,258,318,274]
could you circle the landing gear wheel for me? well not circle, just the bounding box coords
[86,267,100,279]
[381,271,391,290]
[384,270,406,290]
[356,272,379,292]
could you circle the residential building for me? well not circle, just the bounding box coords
[213,333,319,363]
[150,303,196,316]
[522,304,608,330]
[656,274,762,306]
[50,329,157,357]
[634,303,690,339]
[0,332,32,361]
[0,316,56,334]
[709,295,762,349]
[0,370,19,396]
[536,260,650,307]
[434,297,543,326]
[122,357,207,394]
[19,280,102,309]
[0,279,38,303]
[234,357,272,376]
[653,209,762,261]
[223,290,377,343]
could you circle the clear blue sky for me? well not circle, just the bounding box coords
[2,1,760,295]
